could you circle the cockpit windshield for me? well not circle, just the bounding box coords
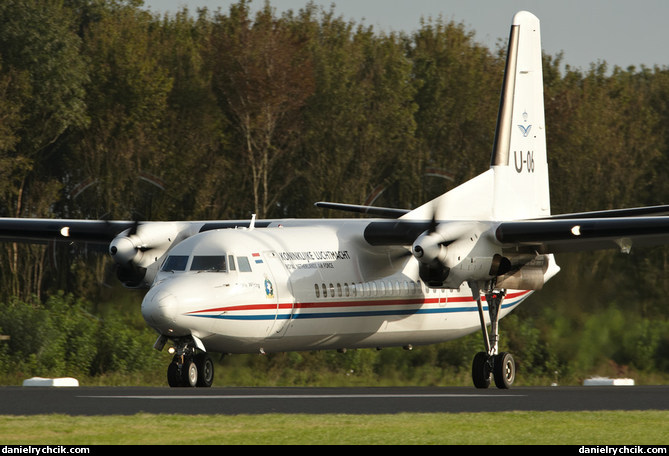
[161,254,238,273]
[161,255,189,272]
[190,255,227,272]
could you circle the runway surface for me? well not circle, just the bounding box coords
[1,385,668,415]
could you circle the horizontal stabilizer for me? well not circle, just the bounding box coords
[315,202,409,218]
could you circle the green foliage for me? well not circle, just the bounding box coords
[0,292,166,383]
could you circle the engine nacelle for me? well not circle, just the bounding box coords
[413,222,498,288]
[109,222,191,288]
[412,222,478,265]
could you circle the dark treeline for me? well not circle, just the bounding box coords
[0,0,668,385]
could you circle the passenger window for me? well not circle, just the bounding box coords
[237,256,252,272]
[162,255,189,271]
[337,283,342,297]
[191,256,227,272]
[329,283,335,297]
[314,284,320,298]
[322,283,327,297]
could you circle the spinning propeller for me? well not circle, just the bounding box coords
[109,221,183,287]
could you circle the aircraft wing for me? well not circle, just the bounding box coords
[495,215,669,253]
[0,218,272,245]
[0,218,137,244]
[537,204,669,220]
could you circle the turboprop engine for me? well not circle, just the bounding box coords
[411,222,493,288]
[410,221,549,290]
[109,222,190,288]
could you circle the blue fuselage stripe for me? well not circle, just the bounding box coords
[187,301,520,321]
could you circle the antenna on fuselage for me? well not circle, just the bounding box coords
[249,213,256,230]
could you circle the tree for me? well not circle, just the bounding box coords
[289,6,418,215]
[408,18,502,200]
[65,4,173,221]
[153,7,230,220]
[0,0,89,300]
[208,1,315,218]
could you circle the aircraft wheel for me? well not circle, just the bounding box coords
[195,353,214,387]
[167,361,181,387]
[471,351,491,389]
[182,359,198,387]
[493,352,515,389]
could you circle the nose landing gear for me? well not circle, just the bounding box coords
[166,338,214,387]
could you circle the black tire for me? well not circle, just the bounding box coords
[195,353,214,387]
[472,351,491,389]
[167,362,182,387]
[493,352,515,389]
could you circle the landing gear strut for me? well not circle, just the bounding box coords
[166,339,214,387]
[469,281,516,389]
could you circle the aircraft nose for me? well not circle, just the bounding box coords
[141,289,178,332]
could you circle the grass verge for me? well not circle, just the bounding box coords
[0,411,667,445]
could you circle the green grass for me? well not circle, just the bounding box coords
[0,411,667,445]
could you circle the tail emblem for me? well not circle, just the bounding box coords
[518,124,532,137]
[518,111,532,137]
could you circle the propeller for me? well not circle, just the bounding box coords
[108,221,183,288]
[410,202,473,266]
[406,202,451,286]
[109,223,147,264]
[407,202,487,287]
[411,205,443,260]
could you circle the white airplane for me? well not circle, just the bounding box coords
[3,11,669,389]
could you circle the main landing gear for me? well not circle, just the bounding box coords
[469,281,516,389]
[166,339,214,387]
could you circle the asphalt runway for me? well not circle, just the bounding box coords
[0,385,668,415]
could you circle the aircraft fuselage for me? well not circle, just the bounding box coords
[141,220,539,355]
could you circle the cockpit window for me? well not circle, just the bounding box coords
[162,255,189,271]
[191,255,227,272]
[237,256,252,272]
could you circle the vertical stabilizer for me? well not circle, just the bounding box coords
[402,11,549,222]
[491,11,550,220]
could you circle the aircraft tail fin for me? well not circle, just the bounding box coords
[491,11,550,220]
[490,11,550,220]
[402,11,550,222]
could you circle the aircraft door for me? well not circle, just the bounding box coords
[263,251,295,338]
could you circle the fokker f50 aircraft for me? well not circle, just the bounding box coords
[3,11,669,389]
